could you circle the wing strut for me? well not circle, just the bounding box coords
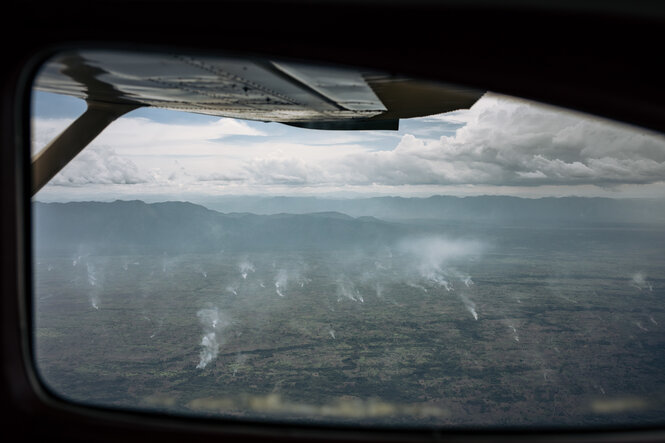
[31,101,139,195]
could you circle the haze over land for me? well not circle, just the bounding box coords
[186,195,665,223]
[32,198,665,426]
[33,196,665,255]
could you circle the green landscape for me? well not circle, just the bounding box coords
[32,198,665,427]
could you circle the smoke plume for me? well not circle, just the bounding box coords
[196,307,230,369]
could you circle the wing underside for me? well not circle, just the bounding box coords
[35,51,484,130]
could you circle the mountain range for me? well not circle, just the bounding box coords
[196,195,665,223]
[33,196,665,255]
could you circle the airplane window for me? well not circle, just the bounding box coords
[31,51,665,428]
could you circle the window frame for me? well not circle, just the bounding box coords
[4,1,665,441]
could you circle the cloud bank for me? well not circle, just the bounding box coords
[49,145,151,186]
[333,94,665,187]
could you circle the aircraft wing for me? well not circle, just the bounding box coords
[32,50,484,194]
[35,51,483,130]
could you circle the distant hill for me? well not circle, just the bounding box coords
[33,200,404,255]
[33,196,665,256]
[196,195,665,224]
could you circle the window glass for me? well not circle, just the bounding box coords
[32,55,665,427]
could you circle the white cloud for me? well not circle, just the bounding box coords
[244,155,326,185]
[50,144,151,186]
[32,116,267,158]
[317,93,665,188]
[101,116,267,146]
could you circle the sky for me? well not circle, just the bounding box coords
[32,90,665,202]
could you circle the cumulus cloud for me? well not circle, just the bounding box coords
[228,93,665,191]
[32,115,266,189]
[244,155,327,185]
[38,116,266,156]
[332,94,665,187]
[49,144,151,186]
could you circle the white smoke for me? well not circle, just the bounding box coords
[192,264,207,278]
[85,260,101,309]
[231,353,248,377]
[449,268,474,287]
[374,260,389,270]
[398,236,482,290]
[359,270,383,298]
[631,272,653,291]
[144,315,163,339]
[430,274,452,291]
[374,282,384,298]
[86,262,97,287]
[407,282,428,293]
[226,285,238,296]
[458,293,478,320]
[336,277,364,303]
[121,260,139,272]
[196,307,230,369]
[198,333,218,368]
[161,255,184,274]
[505,321,520,342]
[274,269,289,297]
[397,237,484,321]
[239,259,255,280]
[399,237,482,268]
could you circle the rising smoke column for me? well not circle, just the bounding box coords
[336,276,364,303]
[71,253,100,308]
[274,269,289,297]
[232,353,248,377]
[504,320,520,342]
[631,272,653,291]
[85,260,101,309]
[407,282,429,293]
[398,236,483,318]
[398,237,482,288]
[196,307,230,369]
[458,293,478,320]
[374,282,384,298]
[239,259,255,280]
[448,268,474,287]
[192,264,207,278]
